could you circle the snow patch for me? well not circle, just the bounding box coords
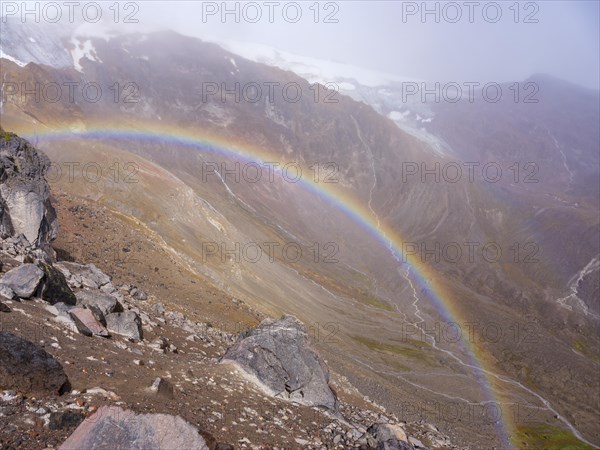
[389,110,410,121]
[70,38,102,72]
[0,50,27,67]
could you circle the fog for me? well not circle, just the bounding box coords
[3,1,599,89]
[137,1,599,90]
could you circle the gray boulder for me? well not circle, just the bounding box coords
[59,406,209,450]
[76,290,120,316]
[221,315,338,410]
[0,129,58,250]
[0,332,69,395]
[0,263,44,298]
[105,311,143,341]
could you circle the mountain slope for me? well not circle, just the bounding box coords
[1,23,599,448]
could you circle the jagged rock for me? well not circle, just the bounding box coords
[149,336,169,353]
[76,290,120,316]
[221,314,338,410]
[0,283,16,300]
[69,308,109,337]
[132,288,147,301]
[0,332,69,395]
[0,263,44,298]
[48,411,85,430]
[38,263,77,305]
[99,283,117,294]
[0,130,58,251]
[0,302,10,312]
[54,262,111,289]
[59,406,209,450]
[367,423,413,450]
[150,377,174,399]
[105,311,143,341]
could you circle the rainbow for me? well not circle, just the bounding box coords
[19,121,515,447]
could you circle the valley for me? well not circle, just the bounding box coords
[1,15,598,449]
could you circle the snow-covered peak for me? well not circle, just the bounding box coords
[217,39,414,88]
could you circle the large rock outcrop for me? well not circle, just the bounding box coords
[0,128,58,254]
[38,262,77,305]
[0,332,69,395]
[59,406,209,450]
[221,314,338,411]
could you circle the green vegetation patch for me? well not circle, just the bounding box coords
[359,294,394,311]
[514,423,595,449]
[352,335,433,364]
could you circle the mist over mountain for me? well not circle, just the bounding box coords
[0,8,598,450]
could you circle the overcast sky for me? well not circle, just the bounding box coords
[4,1,599,89]
[122,1,598,90]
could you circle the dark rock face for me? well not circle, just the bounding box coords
[0,332,69,395]
[38,263,77,305]
[48,411,86,430]
[0,302,11,312]
[105,311,143,341]
[221,315,338,410]
[59,406,209,450]
[0,263,44,298]
[0,129,58,251]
